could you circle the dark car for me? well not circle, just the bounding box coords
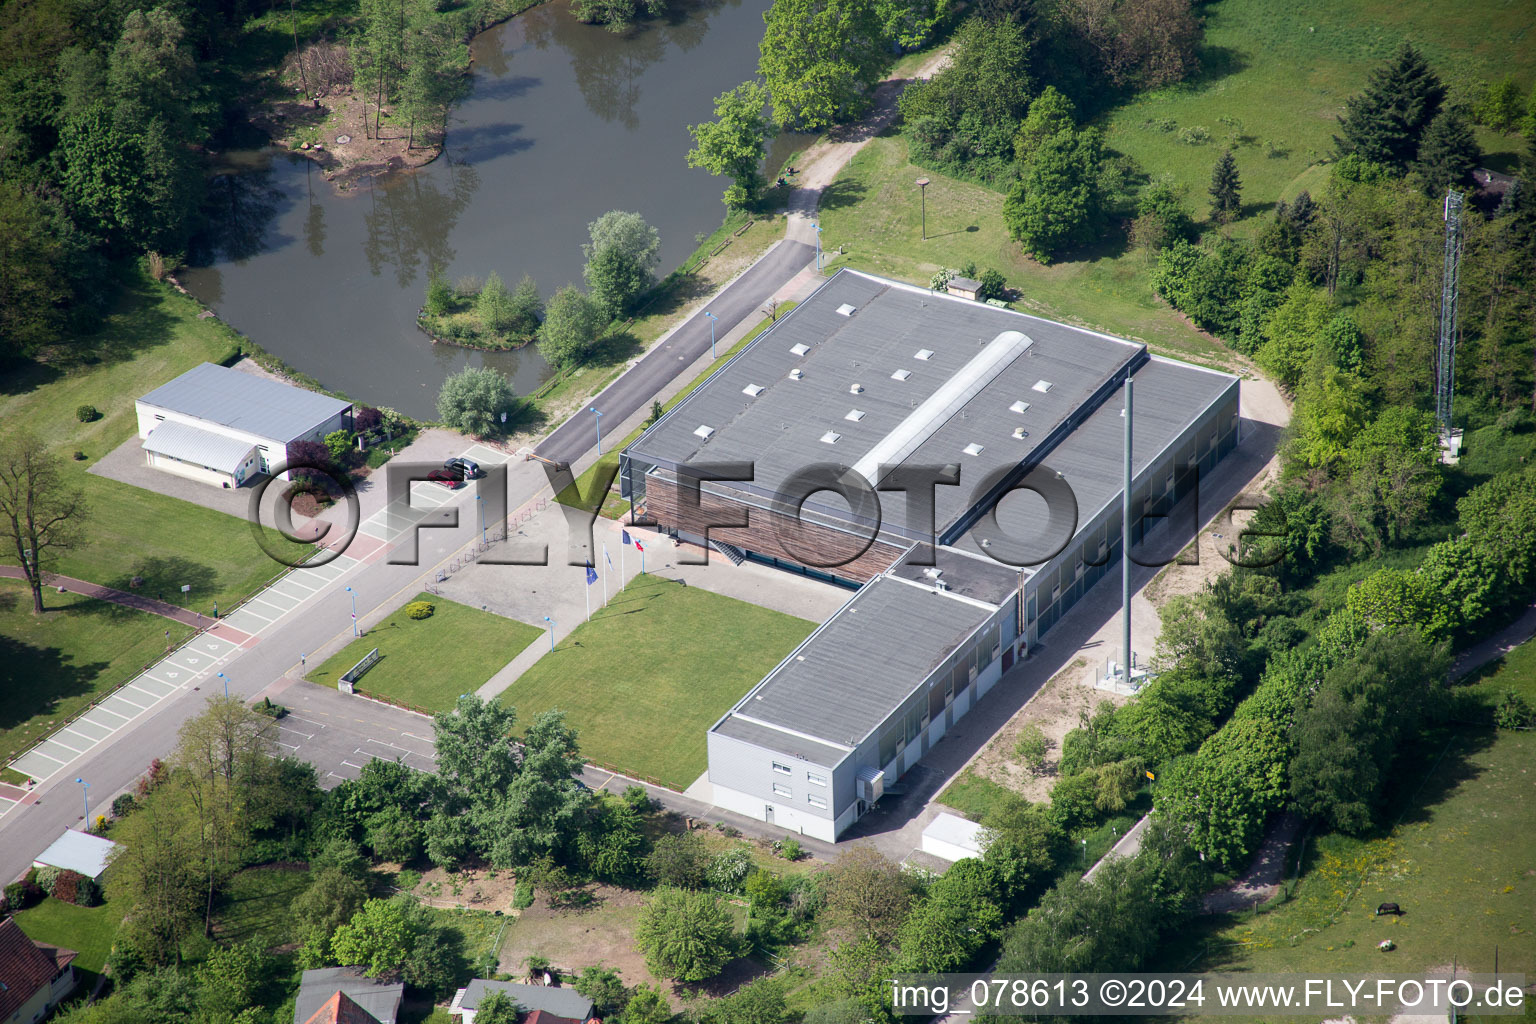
[427,468,462,488]
[444,456,481,479]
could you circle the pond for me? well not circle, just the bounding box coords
[181,0,806,419]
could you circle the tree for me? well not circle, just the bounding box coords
[1155,715,1290,870]
[0,183,73,360]
[1208,149,1242,224]
[424,271,453,315]
[622,985,673,1024]
[506,275,544,342]
[574,965,630,1016]
[1334,42,1446,170]
[894,860,1002,972]
[702,976,790,1024]
[434,695,520,804]
[364,805,423,862]
[1412,105,1480,195]
[1130,179,1194,255]
[1012,86,1074,166]
[646,831,709,888]
[1474,75,1526,132]
[573,0,665,31]
[1290,631,1448,833]
[1057,0,1201,90]
[583,211,661,317]
[291,867,369,940]
[476,272,514,334]
[107,786,205,965]
[324,430,354,464]
[470,991,520,1024]
[330,898,420,978]
[821,846,915,943]
[537,286,606,369]
[0,432,88,613]
[1331,406,1442,554]
[634,887,738,981]
[197,941,270,1019]
[1004,127,1104,262]
[688,81,777,209]
[759,0,886,130]
[435,366,516,436]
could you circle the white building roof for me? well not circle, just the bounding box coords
[138,362,351,443]
[33,829,118,879]
[921,812,987,860]
[144,420,257,474]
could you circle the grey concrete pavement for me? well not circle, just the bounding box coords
[267,678,437,788]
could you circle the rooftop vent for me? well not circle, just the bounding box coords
[836,303,857,316]
[743,383,765,397]
[1013,426,1029,439]
[891,369,912,381]
[915,349,935,361]
[922,567,943,579]
[845,409,866,422]
[849,382,864,394]
[963,442,985,456]
[790,342,810,356]
[1033,380,1054,393]
[1009,400,1030,414]
[789,367,804,380]
[693,424,715,440]
[821,431,842,444]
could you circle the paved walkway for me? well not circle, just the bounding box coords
[0,567,232,628]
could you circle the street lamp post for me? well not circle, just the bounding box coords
[813,222,823,270]
[590,407,604,455]
[705,311,719,359]
[477,493,485,544]
[217,671,228,698]
[542,615,555,652]
[1081,837,1088,868]
[916,177,930,241]
[345,585,358,637]
[74,778,89,823]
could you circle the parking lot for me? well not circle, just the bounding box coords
[269,679,437,788]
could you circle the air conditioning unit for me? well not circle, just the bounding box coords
[857,766,885,802]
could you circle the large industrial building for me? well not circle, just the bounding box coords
[620,270,1240,841]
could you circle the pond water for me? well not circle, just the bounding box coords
[181,0,806,419]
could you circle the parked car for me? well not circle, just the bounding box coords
[427,468,462,488]
[444,456,481,479]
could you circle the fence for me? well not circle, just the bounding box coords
[341,647,381,686]
[424,498,548,595]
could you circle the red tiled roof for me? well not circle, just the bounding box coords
[302,991,382,1024]
[523,1012,583,1024]
[0,916,71,1020]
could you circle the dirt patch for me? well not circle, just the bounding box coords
[497,884,661,990]
[251,90,442,192]
[408,863,521,913]
[965,657,1127,804]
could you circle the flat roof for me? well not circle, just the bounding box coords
[719,574,995,753]
[922,811,987,853]
[950,356,1238,564]
[888,542,1026,606]
[140,363,351,444]
[33,829,117,879]
[627,271,1142,540]
[144,420,257,473]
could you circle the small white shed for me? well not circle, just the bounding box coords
[33,830,119,881]
[921,812,987,863]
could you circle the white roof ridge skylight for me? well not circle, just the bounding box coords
[743,383,765,397]
[820,431,842,444]
[693,424,715,440]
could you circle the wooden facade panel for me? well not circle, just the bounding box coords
[643,479,904,583]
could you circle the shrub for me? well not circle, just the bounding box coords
[76,404,99,422]
[706,847,753,893]
[405,601,435,620]
[777,838,802,861]
[424,272,453,316]
[1495,690,1535,730]
[395,869,421,892]
[256,696,287,719]
[513,881,534,909]
[977,269,1007,302]
[51,870,86,905]
[72,450,86,461]
[4,882,26,909]
[35,866,61,895]
[74,876,102,907]
[622,785,652,813]
[1015,723,1051,771]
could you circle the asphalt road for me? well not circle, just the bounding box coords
[535,239,815,465]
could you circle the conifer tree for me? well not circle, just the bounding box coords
[1334,42,1446,171]
[1209,150,1242,224]
[1411,106,1480,195]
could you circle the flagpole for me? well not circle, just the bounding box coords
[602,545,609,605]
[585,574,591,622]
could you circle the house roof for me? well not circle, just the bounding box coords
[143,420,258,474]
[524,1012,585,1024]
[301,991,381,1024]
[922,811,987,857]
[0,917,73,1021]
[294,968,403,1024]
[947,276,983,292]
[458,979,594,1019]
[139,362,351,444]
[33,829,118,879]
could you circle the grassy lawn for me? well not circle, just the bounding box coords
[11,896,127,977]
[214,865,314,949]
[555,303,800,517]
[306,593,541,712]
[818,0,1535,369]
[937,766,1028,822]
[0,269,314,614]
[0,579,196,765]
[502,573,817,788]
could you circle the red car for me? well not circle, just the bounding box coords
[427,468,463,488]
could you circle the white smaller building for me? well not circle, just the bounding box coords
[33,829,119,881]
[920,811,987,863]
[136,362,353,488]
